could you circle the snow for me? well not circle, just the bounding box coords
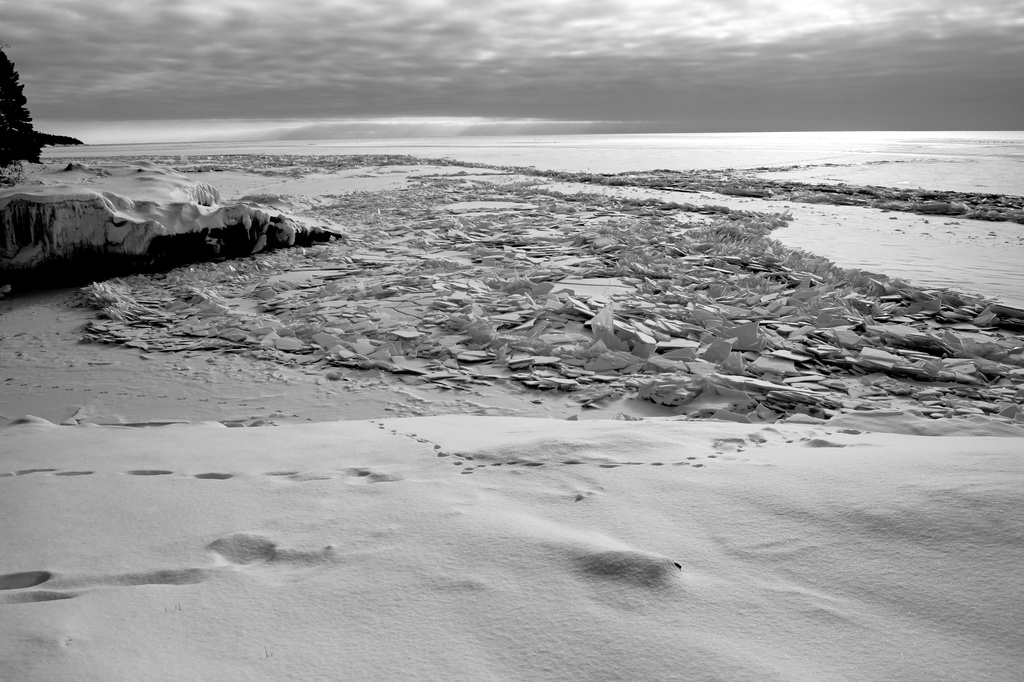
[1,415,1022,681]
[2,152,1023,681]
[0,162,333,281]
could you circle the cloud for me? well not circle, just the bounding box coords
[6,0,1023,138]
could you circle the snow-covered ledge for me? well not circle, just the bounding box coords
[1,161,337,288]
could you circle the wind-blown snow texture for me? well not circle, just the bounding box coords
[1,415,1021,681]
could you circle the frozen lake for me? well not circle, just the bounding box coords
[44,131,1024,305]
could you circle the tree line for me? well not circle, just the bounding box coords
[1,45,83,174]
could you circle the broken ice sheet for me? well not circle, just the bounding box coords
[750,356,800,377]
[72,154,1024,424]
[637,374,707,406]
[389,356,432,374]
[723,321,763,351]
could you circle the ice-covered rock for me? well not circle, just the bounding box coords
[0,161,336,288]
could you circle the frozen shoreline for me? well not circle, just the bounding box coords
[3,154,1022,429]
[43,130,1024,195]
[28,143,1024,305]
[2,151,1022,682]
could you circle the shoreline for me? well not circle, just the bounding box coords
[2,154,1022,429]
[2,152,1022,682]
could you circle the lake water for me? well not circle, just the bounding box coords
[45,131,1024,305]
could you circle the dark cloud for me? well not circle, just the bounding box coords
[4,0,1022,141]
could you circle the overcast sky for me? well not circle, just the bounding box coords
[3,0,1022,143]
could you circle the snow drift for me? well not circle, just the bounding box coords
[0,161,336,288]
[2,414,1022,681]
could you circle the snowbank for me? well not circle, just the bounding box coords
[0,162,336,287]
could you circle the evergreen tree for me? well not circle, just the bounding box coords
[0,47,43,167]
